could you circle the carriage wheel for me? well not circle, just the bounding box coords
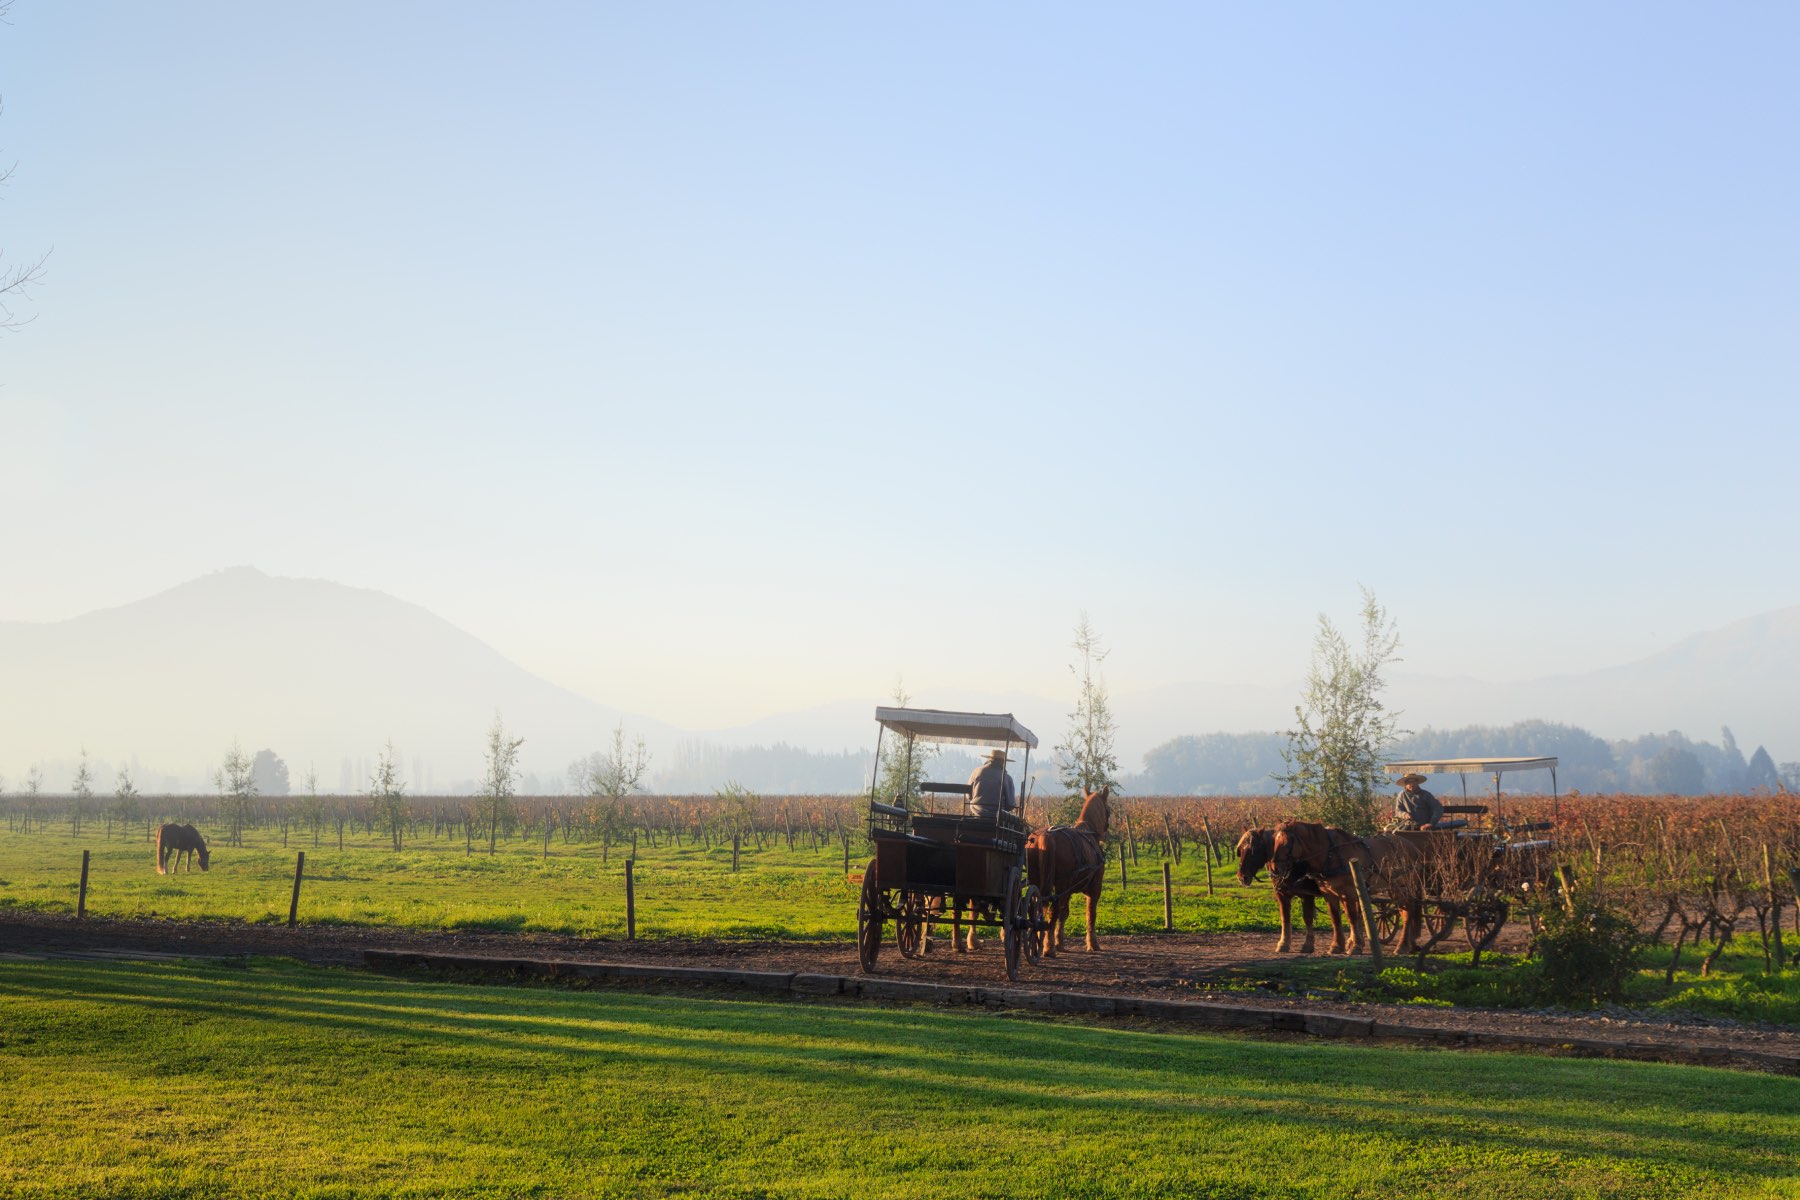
[1021,884,1045,967]
[1464,899,1508,955]
[856,860,884,973]
[1421,904,1456,950]
[1001,867,1023,982]
[896,892,926,959]
[1373,900,1404,946]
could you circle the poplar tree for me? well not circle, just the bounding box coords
[477,714,525,856]
[1275,588,1403,835]
[1055,613,1120,799]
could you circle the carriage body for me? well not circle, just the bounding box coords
[857,707,1044,980]
[1372,756,1561,957]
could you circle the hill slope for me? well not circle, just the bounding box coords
[0,568,670,789]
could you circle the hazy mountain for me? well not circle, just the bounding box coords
[1384,604,1800,754]
[0,567,676,791]
[4,569,1793,793]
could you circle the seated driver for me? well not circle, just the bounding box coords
[1394,772,1442,830]
[967,748,1017,820]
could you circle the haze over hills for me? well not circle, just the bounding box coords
[2,568,1794,792]
[0,568,680,791]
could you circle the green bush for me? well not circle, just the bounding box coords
[1529,894,1646,1007]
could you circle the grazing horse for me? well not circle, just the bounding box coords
[1269,821,1424,955]
[156,823,210,874]
[1235,827,1347,954]
[1025,787,1110,956]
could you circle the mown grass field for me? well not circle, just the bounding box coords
[0,822,1273,939]
[1,956,1797,1200]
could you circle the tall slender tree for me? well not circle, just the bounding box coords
[477,714,525,856]
[1055,613,1120,799]
[369,741,406,852]
[70,748,94,836]
[1275,588,1404,835]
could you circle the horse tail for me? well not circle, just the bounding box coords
[155,824,167,874]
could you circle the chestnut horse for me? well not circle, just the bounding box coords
[1025,787,1110,956]
[1269,821,1424,954]
[156,823,210,874]
[1235,827,1347,954]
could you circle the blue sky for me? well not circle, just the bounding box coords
[3,4,1796,728]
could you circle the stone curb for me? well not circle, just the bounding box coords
[361,949,1800,1076]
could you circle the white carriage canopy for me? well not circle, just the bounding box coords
[1384,756,1560,811]
[873,707,1039,749]
[1384,757,1558,776]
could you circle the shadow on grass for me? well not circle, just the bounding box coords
[2,958,1796,1190]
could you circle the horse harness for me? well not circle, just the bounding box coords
[1271,826,1364,889]
[1037,823,1107,904]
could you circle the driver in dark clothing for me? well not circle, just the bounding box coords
[1394,772,1442,830]
[968,749,1017,819]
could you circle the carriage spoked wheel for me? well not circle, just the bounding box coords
[856,859,884,973]
[1420,903,1457,949]
[1464,898,1508,953]
[896,891,927,960]
[1373,900,1405,946]
[1001,867,1024,982]
[1020,883,1046,967]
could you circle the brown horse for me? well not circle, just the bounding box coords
[1025,787,1110,956]
[156,823,210,874]
[1269,821,1423,954]
[1235,827,1347,954]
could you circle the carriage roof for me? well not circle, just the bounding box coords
[874,707,1038,749]
[1384,756,1558,776]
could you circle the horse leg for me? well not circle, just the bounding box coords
[1042,853,1058,958]
[1084,888,1100,952]
[1299,895,1317,955]
[1273,892,1292,953]
[1396,903,1420,955]
[1342,889,1364,955]
[1325,897,1346,955]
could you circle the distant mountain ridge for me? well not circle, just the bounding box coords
[0,567,677,790]
[3,568,1793,791]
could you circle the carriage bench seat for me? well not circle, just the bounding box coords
[1439,804,1488,814]
[919,782,973,796]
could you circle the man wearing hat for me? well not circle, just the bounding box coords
[967,748,1018,820]
[1394,772,1442,831]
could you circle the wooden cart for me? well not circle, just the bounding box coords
[1372,757,1560,959]
[856,707,1046,982]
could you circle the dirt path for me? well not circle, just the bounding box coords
[3,911,1795,1069]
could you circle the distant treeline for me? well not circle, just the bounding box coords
[1130,720,1793,796]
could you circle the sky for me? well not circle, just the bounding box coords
[2,4,1797,730]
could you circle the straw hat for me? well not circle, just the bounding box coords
[1398,772,1428,786]
[983,748,1010,762]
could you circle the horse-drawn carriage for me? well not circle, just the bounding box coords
[856,707,1051,981]
[1369,756,1560,957]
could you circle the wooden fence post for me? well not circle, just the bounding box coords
[543,811,551,861]
[1203,843,1214,897]
[1346,858,1382,969]
[288,851,305,928]
[77,850,90,919]
[1556,865,1579,913]
[1118,840,1127,893]
[1765,846,1785,971]
[1162,861,1173,931]
[732,832,740,873]
[626,858,636,941]
[1199,816,1218,866]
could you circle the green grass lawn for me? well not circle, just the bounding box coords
[1,957,1796,1200]
[0,823,1274,939]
